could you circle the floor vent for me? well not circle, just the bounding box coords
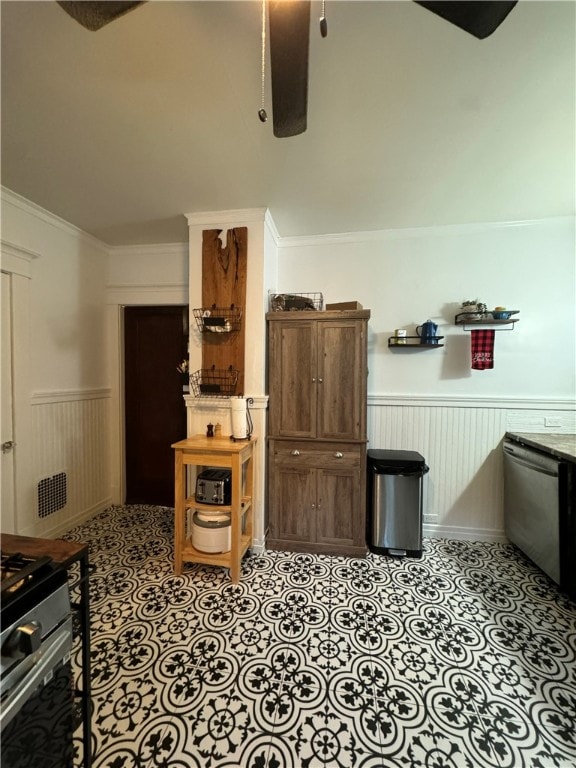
[38,472,67,518]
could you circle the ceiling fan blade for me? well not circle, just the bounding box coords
[57,1,145,31]
[268,0,311,138]
[415,1,517,39]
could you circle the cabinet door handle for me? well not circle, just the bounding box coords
[311,502,316,509]
[312,377,316,383]
[318,378,323,383]
[290,449,300,456]
[334,451,343,458]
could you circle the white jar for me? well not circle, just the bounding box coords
[394,329,407,345]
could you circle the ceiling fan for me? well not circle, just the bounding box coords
[57,1,517,139]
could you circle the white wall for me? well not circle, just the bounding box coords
[277,217,575,399]
[1,189,111,536]
[275,216,576,539]
[2,185,574,544]
[107,242,188,292]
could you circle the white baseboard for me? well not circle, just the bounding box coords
[20,498,112,539]
[424,523,507,543]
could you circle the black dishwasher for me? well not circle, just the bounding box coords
[503,439,575,600]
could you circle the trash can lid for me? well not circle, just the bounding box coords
[367,449,426,468]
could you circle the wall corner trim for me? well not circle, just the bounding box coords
[368,394,576,410]
[31,388,111,405]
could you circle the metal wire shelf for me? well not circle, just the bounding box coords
[192,306,242,334]
[189,366,239,398]
[268,292,323,312]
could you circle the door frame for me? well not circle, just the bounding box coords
[107,284,188,505]
[1,272,16,533]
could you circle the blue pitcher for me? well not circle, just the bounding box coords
[416,319,438,344]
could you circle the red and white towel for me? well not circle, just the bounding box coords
[471,329,495,370]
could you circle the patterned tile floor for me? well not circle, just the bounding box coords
[63,505,576,768]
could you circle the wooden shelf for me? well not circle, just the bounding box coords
[185,496,251,514]
[455,311,519,330]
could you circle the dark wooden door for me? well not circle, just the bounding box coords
[124,306,188,506]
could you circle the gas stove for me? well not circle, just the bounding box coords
[1,551,68,626]
[0,534,92,768]
[1,549,73,756]
[1,551,54,596]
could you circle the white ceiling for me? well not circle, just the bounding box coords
[1,0,574,245]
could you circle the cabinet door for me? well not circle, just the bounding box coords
[316,467,363,548]
[268,320,317,438]
[318,321,366,440]
[270,463,315,544]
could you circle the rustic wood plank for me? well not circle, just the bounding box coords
[201,228,247,395]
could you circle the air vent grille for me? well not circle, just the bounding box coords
[38,472,67,518]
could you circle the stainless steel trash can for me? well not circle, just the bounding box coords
[367,449,429,558]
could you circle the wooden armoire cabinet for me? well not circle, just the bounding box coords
[266,309,370,557]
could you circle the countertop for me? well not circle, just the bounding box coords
[1,532,88,568]
[505,432,576,463]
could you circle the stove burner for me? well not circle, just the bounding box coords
[0,552,54,598]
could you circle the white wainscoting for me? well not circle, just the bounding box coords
[367,395,576,542]
[26,389,112,537]
[185,394,575,549]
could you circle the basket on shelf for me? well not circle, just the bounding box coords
[192,306,242,334]
[269,292,323,312]
[189,366,239,398]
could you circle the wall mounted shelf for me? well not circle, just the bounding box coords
[455,311,519,331]
[192,306,242,334]
[388,336,444,348]
[189,365,239,398]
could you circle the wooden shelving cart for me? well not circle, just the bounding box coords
[172,435,256,583]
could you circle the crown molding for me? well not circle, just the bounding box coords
[277,216,575,249]
[1,187,108,251]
